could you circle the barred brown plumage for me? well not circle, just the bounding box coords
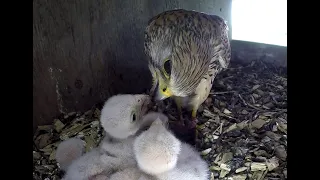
[144,9,231,135]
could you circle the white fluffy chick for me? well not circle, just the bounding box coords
[61,148,109,180]
[134,114,180,175]
[55,138,85,171]
[156,143,209,180]
[98,94,153,169]
[100,94,152,139]
[108,112,170,180]
[134,113,209,180]
[62,94,153,180]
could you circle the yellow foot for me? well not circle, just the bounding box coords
[190,109,199,127]
[191,109,197,118]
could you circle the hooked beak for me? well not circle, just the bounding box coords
[154,85,173,101]
[150,76,173,101]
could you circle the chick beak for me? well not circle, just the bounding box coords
[140,100,150,117]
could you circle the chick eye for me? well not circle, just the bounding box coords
[163,59,171,77]
[132,113,136,122]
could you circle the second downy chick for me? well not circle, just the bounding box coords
[108,112,171,180]
[134,113,209,180]
[62,94,154,180]
[55,138,85,171]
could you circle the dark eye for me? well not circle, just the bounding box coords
[132,113,136,122]
[164,60,171,76]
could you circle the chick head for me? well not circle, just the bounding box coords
[133,114,181,175]
[55,138,85,171]
[100,94,151,139]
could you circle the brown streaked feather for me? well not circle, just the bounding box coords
[144,9,231,98]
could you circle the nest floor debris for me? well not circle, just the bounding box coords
[33,61,287,180]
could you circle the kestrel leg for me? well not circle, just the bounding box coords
[173,96,185,126]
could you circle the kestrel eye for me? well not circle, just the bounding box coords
[163,60,171,76]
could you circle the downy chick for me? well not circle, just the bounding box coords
[55,138,85,171]
[98,94,153,170]
[62,94,153,180]
[109,112,170,180]
[134,114,180,175]
[134,113,209,180]
[158,143,209,180]
[61,148,108,180]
